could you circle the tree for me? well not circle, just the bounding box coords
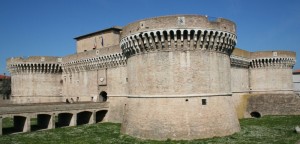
[0,77,11,100]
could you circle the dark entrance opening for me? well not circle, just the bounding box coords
[250,111,261,118]
[57,113,73,127]
[36,114,52,130]
[77,111,93,125]
[96,110,108,123]
[100,91,107,102]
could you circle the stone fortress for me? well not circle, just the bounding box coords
[6,15,298,140]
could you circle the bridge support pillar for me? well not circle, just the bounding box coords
[70,113,76,126]
[14,115,31,133]
[90,111,96,124]
[51,113,56,129]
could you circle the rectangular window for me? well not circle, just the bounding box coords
[202,99,207,105]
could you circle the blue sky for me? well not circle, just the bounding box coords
[0,0,300,75]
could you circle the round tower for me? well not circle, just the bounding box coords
[7,56,63,104]
[249,51,296,94]
[120,15,240,140]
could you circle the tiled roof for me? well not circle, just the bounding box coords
[0,75,10,79]
[293,69,300,74]
[74,26,122,40]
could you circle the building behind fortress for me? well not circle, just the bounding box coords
[6,15,298,140]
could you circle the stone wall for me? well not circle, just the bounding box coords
[231,68,249,118]
[250,68,293,93]
[127,51,231,95]
[61,67,127,100]
[7,56,63,104]
[246,94,300,116]
[10,73,62,103]
[122,96,239,140]
[293,73,300,94]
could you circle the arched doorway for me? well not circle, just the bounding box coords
[250,111,261,118]
[99,91,107,102]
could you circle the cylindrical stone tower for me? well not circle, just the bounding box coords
[120,15,240,140]
[249,51,296,94]
[7,56,63,104]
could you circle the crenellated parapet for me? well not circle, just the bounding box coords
[7,56,62,75]
[62,52,126,74]
[250,57,295,68]
[120,29,237,57]
[120,15,237,57]
[250,51,296,69]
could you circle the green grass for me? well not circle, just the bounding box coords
[1,115,300,144]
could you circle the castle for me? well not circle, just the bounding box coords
[6,15,298,140]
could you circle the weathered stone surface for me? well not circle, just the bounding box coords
[246,94,300,116]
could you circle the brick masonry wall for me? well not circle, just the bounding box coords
[231,67,249,118]
[246,94,300,116]
[11,73,62,104]
[123,50,240,140]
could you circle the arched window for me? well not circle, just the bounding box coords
[99,91,107,102]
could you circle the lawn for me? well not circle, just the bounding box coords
[1,115,300,144]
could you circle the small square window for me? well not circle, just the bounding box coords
[202,99,207,105]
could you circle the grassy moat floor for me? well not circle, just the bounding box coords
[1,115,300,144]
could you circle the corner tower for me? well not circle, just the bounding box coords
[249,51,296,94]
[7,56,63,104]
[120,15,240,140]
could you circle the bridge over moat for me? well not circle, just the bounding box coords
[0,102,109,135]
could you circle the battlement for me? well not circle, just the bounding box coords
[250,51,296,68]
[61,45,126,73]
[63,45,122,63]
[120,15,237,57]
[121,15,236,37]
[7,56,62,64]
[62,52,126,73]
[7,56,62,74]
[251,51,296,59]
